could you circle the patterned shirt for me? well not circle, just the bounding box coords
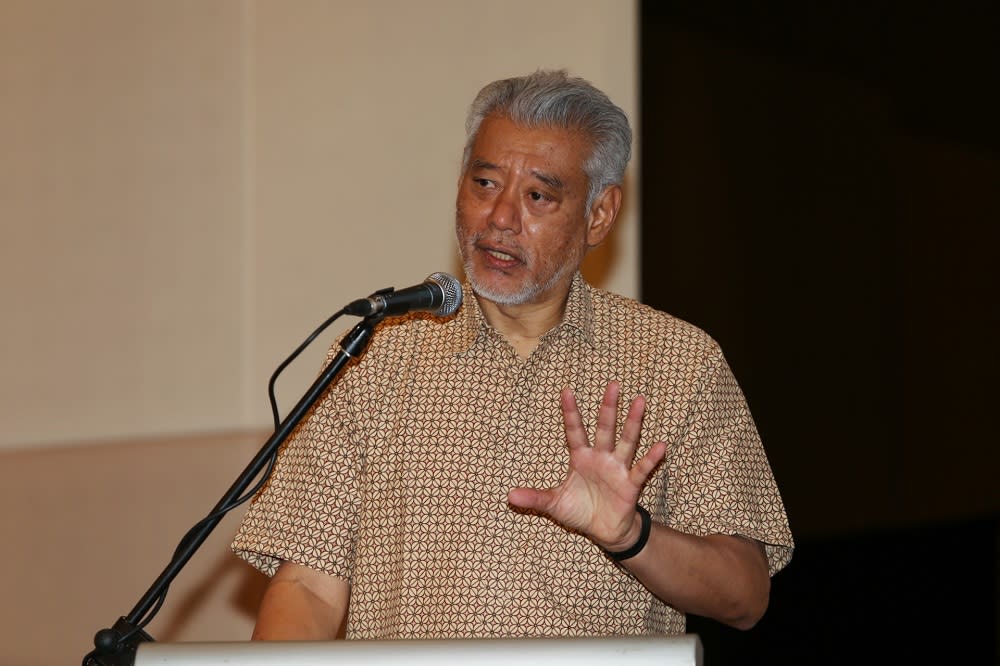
[232,274,793,637]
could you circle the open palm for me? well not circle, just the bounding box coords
[508,381,667,552]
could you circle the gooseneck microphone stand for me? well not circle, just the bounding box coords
[83,311,386,666]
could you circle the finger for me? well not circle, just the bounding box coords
[560,387,589,451]
[593,381,621,451]
[629,440,668,485]
[615,394,647,462]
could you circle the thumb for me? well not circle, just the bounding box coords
[507,486,554,512]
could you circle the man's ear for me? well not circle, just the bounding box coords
[585,184,623,248]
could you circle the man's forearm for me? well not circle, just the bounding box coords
[252,563,350,640]
[618,522,770,630]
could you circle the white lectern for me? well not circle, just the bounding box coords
[135,636,703,666]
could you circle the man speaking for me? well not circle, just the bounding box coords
[232,70,793,639]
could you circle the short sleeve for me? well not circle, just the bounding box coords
[664,351,794,575]
[231,353,366,581]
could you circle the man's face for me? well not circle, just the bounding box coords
[455,115,597,307]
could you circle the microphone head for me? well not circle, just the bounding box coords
[426,272,463,316]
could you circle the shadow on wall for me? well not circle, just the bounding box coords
[157,549,268,642]
[0,431,269,665]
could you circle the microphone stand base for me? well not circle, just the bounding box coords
[86,617,153,666]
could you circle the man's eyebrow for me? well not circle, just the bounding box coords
[470,159,499,171]
[468,159,564,191]
[531,170,564,191]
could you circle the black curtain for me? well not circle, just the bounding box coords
[639,3,999,663]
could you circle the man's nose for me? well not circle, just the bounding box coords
[488,188,521,234]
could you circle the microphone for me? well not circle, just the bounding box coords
[345,272,463,318]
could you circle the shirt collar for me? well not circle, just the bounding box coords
[558,272,597,346]
[445,272,597,356]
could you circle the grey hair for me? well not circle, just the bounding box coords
[462,70,632,211]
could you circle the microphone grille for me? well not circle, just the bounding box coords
[427,272,463,316]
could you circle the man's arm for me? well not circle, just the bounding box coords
[508,382,771,629]
[611,515,770,629]
[252,561,351,640]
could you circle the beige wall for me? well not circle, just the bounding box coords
[1,1,248,449]
[0,2,638,664]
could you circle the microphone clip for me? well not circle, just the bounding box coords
[345,286,396,317]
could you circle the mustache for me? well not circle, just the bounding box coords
[469,231,518,246]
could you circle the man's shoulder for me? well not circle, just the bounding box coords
[356,309,467,358]
[586,283,719,355]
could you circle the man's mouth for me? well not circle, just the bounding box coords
[474,238,523,266]
[486,248,518,262]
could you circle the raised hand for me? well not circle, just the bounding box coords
[507,381,667,551]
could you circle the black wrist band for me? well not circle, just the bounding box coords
[605,504,651,561]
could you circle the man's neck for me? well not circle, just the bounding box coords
[476,291,570,360]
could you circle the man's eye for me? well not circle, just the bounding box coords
[529,191,550,202]
[473,178,494,188]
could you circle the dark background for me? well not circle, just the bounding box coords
[639,3,999,663]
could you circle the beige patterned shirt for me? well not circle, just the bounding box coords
[233,274,793,637]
